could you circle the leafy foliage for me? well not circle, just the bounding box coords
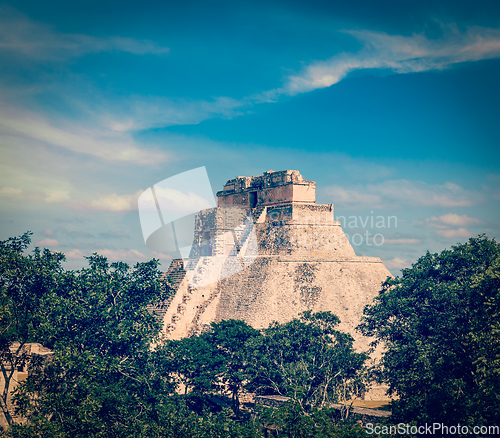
[359,235,500,425]
[247,311,368,411]
[160,334,225,396]
[0,234,173,436]
[257,401,368,438]
[202,320,260,414]
[0,233,372,437]
[14,254,172,436]
[0,233,64,427]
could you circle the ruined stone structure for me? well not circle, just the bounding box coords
[0,343,53,429]
[160,170,391,363]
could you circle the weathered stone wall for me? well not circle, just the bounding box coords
[217,170,316,207]
[255,223,355,258]
[169,251,390,353]
[191,206,253,257]
[0,343,52,429]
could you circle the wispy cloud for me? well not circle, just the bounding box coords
[0,186,69,203]
[383,256,411,270]
[0,7,169,60]
[94,24,500,131]
[1,187,22,196]
[89,192,143,212]
[326,179,482,209]
[65,249,85,260]
[35,238,59,247]
[90,248,147,261]
[423,213,483,228]
[271,24,500,95]
[153,186,213,215]
[0,137,76,201]
[1,179,144,213]
[435,228,472,239]
[69,191,144,212]
[0,107,168,164]
[414,213,481,240]
[110,96,247,131]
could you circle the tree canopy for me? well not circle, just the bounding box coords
[247,311,368,412]
[359,235,500,425]
[0,233,173,436]
[0,232,65,427]
[9,232,498,435]
[1,233,370,437]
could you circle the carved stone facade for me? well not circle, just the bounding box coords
[161,170,391,360]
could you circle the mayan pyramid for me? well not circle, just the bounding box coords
[161,170,391,356]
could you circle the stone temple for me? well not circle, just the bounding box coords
[160,170,391,355]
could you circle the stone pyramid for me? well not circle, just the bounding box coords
[161,170,391,356]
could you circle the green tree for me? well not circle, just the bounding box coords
[0,233,64,429]
[257,401,369,438]
[248,311,368,412]
[359,235,500,425]
[203,320,259,415]
[11,251,171,437]
[161,335,225,398]
[159,320,259,416]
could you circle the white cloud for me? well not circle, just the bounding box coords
[45,190,70,202]
[326,180,481,209]
[83,25,500,133]
[0,185,69,203]
[0,108,168,164]
[429,213,483,227]
[419,221,448,229]
[0,10,245,146]
[384,257,411,270]
[415,214,482,240]
[415,214,484,237]
[154,186,214,215]
[72,191,144,212]
[436,228,472,238]
[35,238,59,247]
[65,249,84,260]
[328,187,381,206]
[1,187,22,196]
[0,142,75,202]
[0,7,169,60]
[66,248,145,261]
[278,25,500,95]
[43,228,53,236]
[115,96,246,131]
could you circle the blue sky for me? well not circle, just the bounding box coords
[0,0,499,274]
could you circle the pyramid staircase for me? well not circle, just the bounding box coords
[152,205,268,337]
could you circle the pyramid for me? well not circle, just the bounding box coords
[161,170,391,356]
